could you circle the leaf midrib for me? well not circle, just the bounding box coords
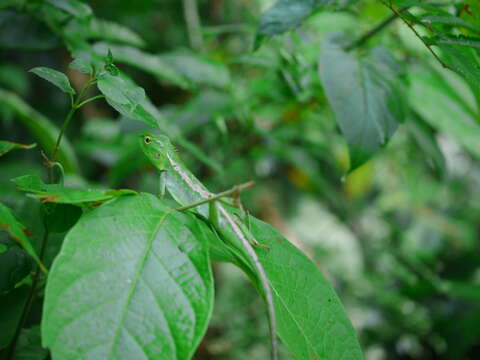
[107,210,170,360]
[269,280,316,358]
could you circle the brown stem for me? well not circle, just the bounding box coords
[175,181,255,211]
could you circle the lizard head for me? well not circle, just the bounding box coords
[140,133,173,171]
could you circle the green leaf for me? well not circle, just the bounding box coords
[45,0,92,19]
[106,49,114,65]
[41,203,82,233]
[42,194,214,360]
[255,0,333,48]
[407,113,446,177]
[158,53,231,88]
[97,73,158,128]
[319,38,406,170]
[64,18,145,49]
[420,15,480,35]
[0,286,29,349]
[409,68,480,159]
[69,47,105,75]
[13,325,49,360]
[29,67,75,96]
[431,39,480,89]
[0,89,80,174]
[0,141,36,157]
[0,245,33,293]
[250,217,364,360]
[0,202,46,274]
[12,174,136,205]
[88,19,145,48]
[104,50,119,76]
[428,35,480,49]
[93,43,190,89]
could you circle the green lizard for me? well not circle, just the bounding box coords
[140,134,278,360]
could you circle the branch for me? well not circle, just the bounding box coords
[381,1,449,69]
[345,6,410,51]
[175,181,255,211]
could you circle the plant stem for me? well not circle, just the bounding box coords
[183,0,203,50]
[381,1,449,69]
[48,77,96,183]
[345,7,410,51]
[76,94,105,108]
[5,230,50,360]
[175,181,255,211]
[52,106,76,161]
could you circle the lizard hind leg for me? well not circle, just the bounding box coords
[234,212,270,249]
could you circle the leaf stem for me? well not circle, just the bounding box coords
[52,106,76,162]
[175,181,255,211]
[76,94,105,108]
[345,6,410,51]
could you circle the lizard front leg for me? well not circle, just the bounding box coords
[159,170,167,199]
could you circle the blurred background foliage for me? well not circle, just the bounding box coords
[1,0,480,359]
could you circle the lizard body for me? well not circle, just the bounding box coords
[140,134,278,360]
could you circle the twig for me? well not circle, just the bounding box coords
[48,77,97,183]
[76,94,105,108]
[345,6,410,51]
[175,181,255,211]
[381,0,449,69]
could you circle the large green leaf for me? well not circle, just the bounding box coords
[42,194,214,360]
[319,38,406,170]
[97,73,158,128]
[434,40,480,90]
[0,89,80,174]
[407,113,446,177]
[13,174,136,206]
[409,67,480,159]
[250,218,364,360]
[29,67,76,96]
[255,0,334,48]
[0,202,46,273]
[0,141,36,157]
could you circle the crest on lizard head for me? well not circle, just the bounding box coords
[140,134,174,171]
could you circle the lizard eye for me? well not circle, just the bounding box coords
[144,136,152,144]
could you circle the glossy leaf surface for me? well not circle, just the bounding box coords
[250,217,364,360]
[29,67,76,96]
[97,73,158,128]
[42,194,214,360]
[0,202,46,273]
[319,38,406,170]
[13,174,136,205]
